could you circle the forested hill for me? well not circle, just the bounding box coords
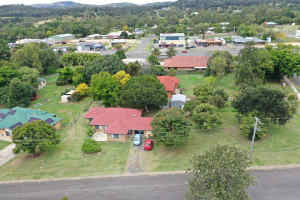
[0,2,167,17]
[174,0,300,9]
[32,1,84,8]
[2,0,300,18]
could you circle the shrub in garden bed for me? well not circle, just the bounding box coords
[81,138,102,154]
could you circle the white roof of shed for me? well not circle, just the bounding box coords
[171,94,187,102]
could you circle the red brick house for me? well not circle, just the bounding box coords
[157,76,179,98]
[85,107,153,142]
[163,56,209,70]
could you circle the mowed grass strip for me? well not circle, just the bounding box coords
[0,141,11,151]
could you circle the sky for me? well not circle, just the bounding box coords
[0,0,176,6]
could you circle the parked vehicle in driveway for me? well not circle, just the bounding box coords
[133,134,142,146]
[144,139,154,151]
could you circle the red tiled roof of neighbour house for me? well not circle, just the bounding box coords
[164,56,209,69]
[84,107,107,119]
[157,76,179,93]
[85,107,152,134]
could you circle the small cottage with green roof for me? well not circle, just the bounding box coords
[0,107,61,141]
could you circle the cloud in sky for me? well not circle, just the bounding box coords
[0,0,176,6]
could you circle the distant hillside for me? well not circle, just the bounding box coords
[144,1,173,7]
[101,2,138,8]
[173,0,300,9]
[32,1,84,8]
[2,0,300,18]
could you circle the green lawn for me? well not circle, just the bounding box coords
[0,74,130,181]
[31,74,88,127]
[178,73,205,97]
[0,141,10,151]
[142,73,300,172]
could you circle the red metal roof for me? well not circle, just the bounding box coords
[157,76,179,93]
[84,107,152,134]
[164,56,209,69]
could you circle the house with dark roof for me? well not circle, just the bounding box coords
[0,107,61,141]
[157,76,179,98]
[163,56,209,70]
[84,107,153,142]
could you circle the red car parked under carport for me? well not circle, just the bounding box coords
[144,139,154,151]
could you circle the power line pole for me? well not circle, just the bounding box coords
[250,117,259,154]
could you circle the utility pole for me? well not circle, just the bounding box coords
[250,117,260,154]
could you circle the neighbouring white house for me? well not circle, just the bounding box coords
[61,90,75,103]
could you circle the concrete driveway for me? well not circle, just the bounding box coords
[0,143,15,166]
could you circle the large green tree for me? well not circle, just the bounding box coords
[72,66,85,86]
[193,23,209,39]
[0,66,19,87]
[116,49,126,59]
[152,108,192,147]
[266,44,300,80]
[120,75,168,111]
[207,51,234,76]
[13,120,60,155]
[147,53,160,66]
[232,87,297,125]
[237,24,261,37]
[8,78,34,107]
[90,72,121,107]
[167,46,177,58]
[235,46,274,88]
[84,54,125,83]
[187,145,253,200]
[18,67,40,89]
[56,67,74,86]
[125,61,141,76]
[12,43,60,74]
[152,48,161,57]
[0,39,11,60]
[61,53,101,67]
[192,103,222,130]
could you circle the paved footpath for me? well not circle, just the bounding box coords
[0,143,15,166]
[1,168,300,200]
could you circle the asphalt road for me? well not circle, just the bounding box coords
[126,36,153,59]
[1,168,300,200]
